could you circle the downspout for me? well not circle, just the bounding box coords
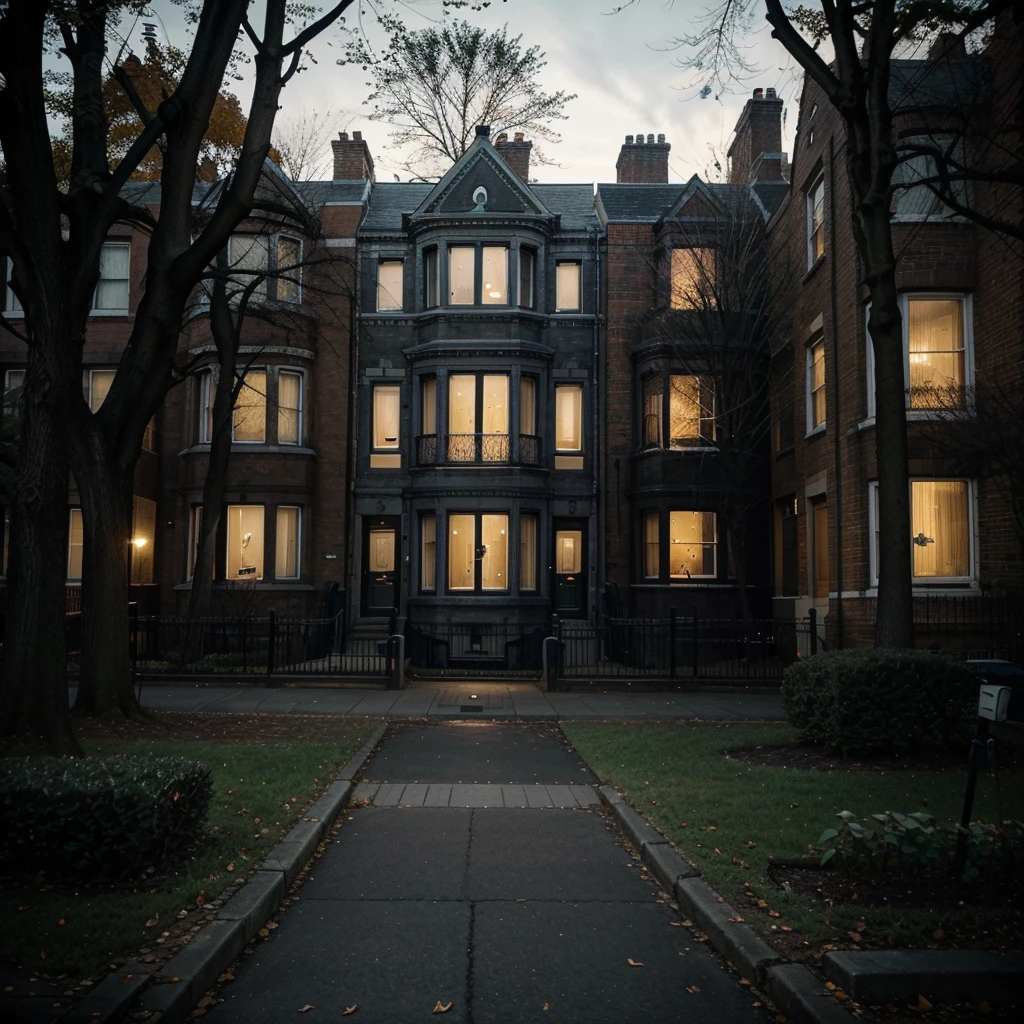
[343,239,360,628]
[828,136,844,646]
[591,224,605,623]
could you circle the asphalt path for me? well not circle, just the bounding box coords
[202,722,769,1024]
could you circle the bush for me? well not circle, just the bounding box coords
[782,648,976,755]
[0,754,212,883]
[818,809,1024,885]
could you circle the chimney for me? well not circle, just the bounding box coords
[495,131,533,182]
[331,130,375,182]
[615,132,671,183]
[726,87,784,184]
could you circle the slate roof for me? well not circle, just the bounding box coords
[597,181,764,223]
[889,57,986,112]
[360,182,434,232]
[531,184,598,230]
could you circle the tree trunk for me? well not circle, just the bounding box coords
[0,389,80,754]
[72,457,138,716]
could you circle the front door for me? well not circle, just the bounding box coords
[362,518,400,617]
[554,523,586,617]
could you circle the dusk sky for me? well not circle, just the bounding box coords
[113,0,806,185]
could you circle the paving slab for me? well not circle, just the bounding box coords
[364,722,595,784]
[201,900,471,1024]
[472,900,766,1024]
[298,807,471,900]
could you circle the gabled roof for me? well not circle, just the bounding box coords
[361,183,434,232]
[595,180,757,225]
[410,133,552,219]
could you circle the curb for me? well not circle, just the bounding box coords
[74,722,387,1024]
[596,784,856,1024]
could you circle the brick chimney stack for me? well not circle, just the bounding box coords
[615,132,670,183]
[495,131,533,182]
[727,87,785,183]
[331,130,375,182]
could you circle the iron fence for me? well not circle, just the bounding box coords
[406,620,546,674]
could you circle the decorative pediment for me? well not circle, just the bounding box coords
[412,137,550,219]
[664,174,724,221]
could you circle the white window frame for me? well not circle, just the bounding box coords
[805,337,826,434]
[868,478,977,588]
[91,242,131,315]
[4,368,25,417]
[275,505,302,580]
[231,368,267,444]
[277,368,304,445]
[3,257,23,316]
[865,293,974,420]
[668,509,718,581]
[806,175,825,269]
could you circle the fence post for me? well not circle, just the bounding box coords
[669,607,677,682]
[809,607,818,656]
[267,608,278,684]
[692,605,699,677]
[543,636,560,692]
[129,601,140,705]
[386,634,405,689]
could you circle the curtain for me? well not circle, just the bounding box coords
[670,248,714,309]
[643,375,662,446]
[228,235,269,299]
[481,247,507,304]
[372,385,400,448]
[912,480,968,578]
[481,514,508,589]
[520,514,537,590]
[278,371,301,444]
[68,509,84,580]
[233,370,267,442]
[94,244,130,310]
[908,299,964,409]
[276,507,300,578]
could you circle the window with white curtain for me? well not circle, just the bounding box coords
[421,514,436,591]
[891,135,969,221]
[93,243,130,312]
[198,371,214,443]
[278,371,302,444]
[520,513,537,591]
[870,480,973,584]
[232,370,267,442]
[226,504,264,579]
[276,506,301,579]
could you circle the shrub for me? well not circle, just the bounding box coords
[0,754,212,883]
[782,648,976,755]
[818,809,1024,885]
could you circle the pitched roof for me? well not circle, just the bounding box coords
[360,182,434,232]
[530,184,597,230]
[889,56,986,112]
[596,181,759,223]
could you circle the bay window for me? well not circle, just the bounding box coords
[278,370,302,444]
[227,504,264,580]
[228,234,302,302]
[448,512,509,592]
[670,511,717,579]
[232,370,267,442]
[642,373,715,448]
[448,374,510,462]
[448,245,508,306]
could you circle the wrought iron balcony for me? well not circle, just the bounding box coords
[415,433,542,467]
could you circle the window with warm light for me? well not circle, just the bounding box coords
[520,513,538,591]
[907,298,966,409]
[669,510,717,579]
[232,370,267,442]
[226,505,264,580]
[670,248,715,309]
[807,175,825,266]
[807,338,826,430]
[642,373,714,448]
[555,262,581,312]
[447,512,509,592]
[482,247,507,304]
[276,506,301,579]
[68,508,83,580]
[447,374,509,462]
[371,385,401,468]
[130,496,156,584]
[377,260,404,311]
[421,514,436,591]
[88,369,116,413]
[278,371,302,444]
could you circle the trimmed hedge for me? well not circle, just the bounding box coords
[782,648,976,755]
[0,754,212,883]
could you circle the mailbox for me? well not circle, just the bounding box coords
[978,684,1011,723]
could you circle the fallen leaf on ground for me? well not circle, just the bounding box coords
[627,958,644,967]
[542,1003,549,1011]
[217,972,234,983]
[297,1005,314,1013]
[343,1006,357,1016]
[432,1001,453,1014]
[686,985,700,994]
[917,995,932,1012]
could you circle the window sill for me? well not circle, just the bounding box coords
[89,310,131,318]
[180,444,316,456]
[174,581,315,591]
[805,424,826,439]
[802,257,825,285]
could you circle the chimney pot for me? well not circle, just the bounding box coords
[636,132,644,144]
[657,133,666,144]
[513,131,525,143]
[496,132,508,144]
[476,124,490,137]
[766,87,777,99]
[753,88,764,99]
[352,130,362,141]
[338,131,349,141]
[625,135,634,144]
[647,133,655,144]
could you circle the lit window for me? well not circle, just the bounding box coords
[520,376,536,435]
[481,247,507,304]
[807,338,826,430]
[232,370,267,442]
[276,506,301,579]
[447,512,509,592]
[670,248,715,309]
[377,260,404,311]
[373,385,400,448]
[520,513,538,591]
[555,385,582,451]
[68,508,83,580]
[669,376,714,447]
[669,511,717,579]
[88,369,116,413]
[4,369,25,418]
[555,262,581,311]
[93,243,130,312]
[421,514,436,591]
[278,371,302,444]
[421,377,437,435]
[643,375,662,447]
[908,298,965,409]
[226,505,264,580]
[447,374,509,462]
[130,496,156,584]
[807,175,825,266]
[276,236,301,302]
[449,247,475,304]
[519,249,535,309]
[643,513,659,578]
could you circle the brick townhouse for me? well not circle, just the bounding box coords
[767,9,1024,653]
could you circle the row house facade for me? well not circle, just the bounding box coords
[768,11,1024,651]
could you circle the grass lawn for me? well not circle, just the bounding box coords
[1,720,376,977]
[563,721,1023,953]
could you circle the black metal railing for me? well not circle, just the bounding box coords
[406,620,546,673]
[415,433,541,467]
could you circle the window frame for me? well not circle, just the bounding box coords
[446,372,511,463]
[641,371,716,450]
[669,247,716,310]
[640,509,718,582]
[225,503,266,581]
[275,235,303,303]
[446,511,511,594]
[231,368,268,444]
[555,261,582,312]
[371,383,402,469]
[519,248,536,309]
[88,368,116,414]
[3,368,25,418]
[277,368,304,445]
[806,336,826,433]
[424,247,439,308]
[868,478,976,587]
[377,259,404,312]
[806,174,825,269]
[519,512,538,592]
[68,508,83,581]
[91,242,131,315]
[420,513,437,592]
[554,384,583,453]
[275,505,302,580]
[3,257,23,316]
[865,293,973,419]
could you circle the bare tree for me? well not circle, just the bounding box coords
[629,0,1017,648]
[272,106,353,181]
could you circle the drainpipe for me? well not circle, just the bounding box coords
[344,240,360,628]
[590,224,606,624]
[828,136,844,646]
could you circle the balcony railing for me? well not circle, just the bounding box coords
[415,433,541,467]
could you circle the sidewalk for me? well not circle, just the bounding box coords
[126,680,786,721]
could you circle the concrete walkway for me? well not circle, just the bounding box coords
[125,680,785,721]
[201,722,770,1024]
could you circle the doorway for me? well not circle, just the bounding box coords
[362,517,401,617]
[553,521,586,617]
